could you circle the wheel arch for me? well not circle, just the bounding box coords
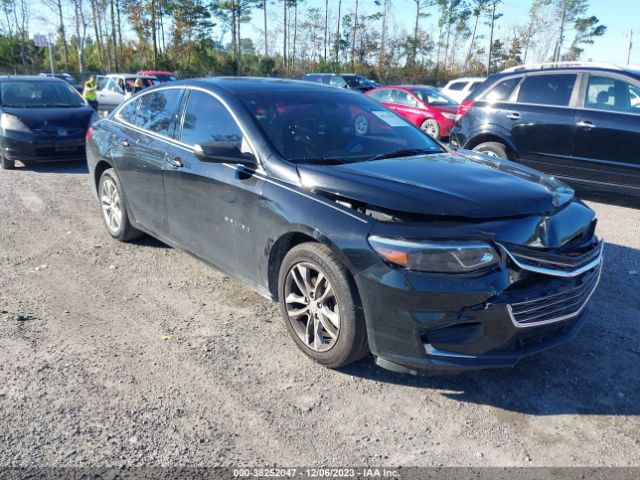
[93,159,114,192]
[266,227,359,301]
[464,131,518,160]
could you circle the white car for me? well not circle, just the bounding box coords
[96,74,156,115]
[440,77,486,103]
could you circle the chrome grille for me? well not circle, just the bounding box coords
[508,265,601,327]
[500,241,603,278]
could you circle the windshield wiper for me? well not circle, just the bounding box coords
[368,148,437,161]
[291,157,350,165]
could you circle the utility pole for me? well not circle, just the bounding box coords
[628,29,633,65]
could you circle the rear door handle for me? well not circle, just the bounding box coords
[577,120,596,129]
[167,156,183,168]
[120,139,129,147]
[506,112,520,120]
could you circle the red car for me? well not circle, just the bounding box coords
[136,70,178,83]
[366,85,459,140]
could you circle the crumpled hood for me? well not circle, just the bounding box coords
[297,151,575,219]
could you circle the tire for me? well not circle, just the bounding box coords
[472,141,508,160]
[278,242,369,368]
[421,118,441,140]
[98,168,143,242]
[0,152,15,170]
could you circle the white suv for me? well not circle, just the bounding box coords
[440,77,486,103]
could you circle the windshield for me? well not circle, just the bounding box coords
[343,75,374,88]
[411,88,457,106]
[0,80,85,108]
[240,91,443,164]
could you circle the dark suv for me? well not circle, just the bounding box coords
[450,63,640,198]
[302,73,377,93]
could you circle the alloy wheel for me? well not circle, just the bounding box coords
[480,150,499,158]
[100,178,122,233]
[284,262,340,352]
[422,120,439,139]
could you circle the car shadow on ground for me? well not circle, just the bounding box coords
[339,242,640,416]
[130,236,171,249]
[19,161,88,174]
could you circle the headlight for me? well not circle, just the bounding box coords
[0,113,32,133]
[368,236,500,273]
[441,112,458,120]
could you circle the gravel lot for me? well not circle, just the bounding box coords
[0,162,639,468]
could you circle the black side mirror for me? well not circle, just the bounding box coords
[194,141,256,166]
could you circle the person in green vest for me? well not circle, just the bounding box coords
[83,75,97,104]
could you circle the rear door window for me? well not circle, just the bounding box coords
[320,75,332,85]
[118,98,140,125]
[483,76,522,102]
[136,89,183,137]
[391,90,419,107]
[585,75,640,114]
[517,74,577,107]
[369,89,392,102]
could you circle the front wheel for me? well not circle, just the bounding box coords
[421,118,441,140]
[98,168,143,242]
[472,141,509,160]
[0,153,15,170]
[278,242,369,368]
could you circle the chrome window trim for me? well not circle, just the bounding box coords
[506,262,602,328]
[106,95,370,225]
[498,241,604,278]
[113,84,261,168]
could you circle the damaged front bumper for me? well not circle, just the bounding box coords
[355,234,603,375]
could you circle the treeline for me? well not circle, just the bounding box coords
[0,0,606,83]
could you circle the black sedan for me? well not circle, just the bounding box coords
[0,76,97,169]
[86,78,603,374]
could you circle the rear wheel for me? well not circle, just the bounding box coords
[421,119,441,140]
[472,141,508,160]
[278,242,369,368]
[98,168,143,242]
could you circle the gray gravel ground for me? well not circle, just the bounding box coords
[0,162,639,468]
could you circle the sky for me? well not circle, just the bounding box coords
[29,0,639,67]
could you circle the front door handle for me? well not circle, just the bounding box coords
[167,156,183,168]
[576,120,596,129]
[120,139,129,147]
[506,112,521,120]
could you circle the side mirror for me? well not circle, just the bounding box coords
[194,141,256,166]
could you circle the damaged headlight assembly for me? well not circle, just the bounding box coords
[368,236,500,273]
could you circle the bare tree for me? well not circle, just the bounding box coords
[72,0,90,78]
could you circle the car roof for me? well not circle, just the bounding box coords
[446,77,486,83]
[0,75,65,82]
[158,76,362,96]
[106,73,157,79]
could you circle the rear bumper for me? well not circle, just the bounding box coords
[1,133,86,163]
